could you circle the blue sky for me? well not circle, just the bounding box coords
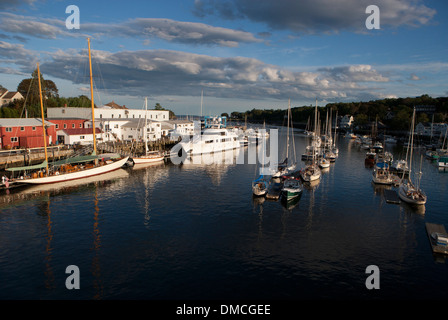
[0,0,447,116]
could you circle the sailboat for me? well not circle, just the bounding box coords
[398,107,427,205]
[132,97,165,164]
[300,99,321,182]
[281,178,302,200]
[7,38,129,184]
[273,100,296,177]
[252,124,268,197]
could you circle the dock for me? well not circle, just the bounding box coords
[384,189,400,204]
[266,180,282,200]
[425,223,448,255]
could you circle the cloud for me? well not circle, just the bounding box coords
[0,13,261,47]
[409,73,420,81]
[34,44,393,103]
[193,0,436,34]
[0,40,37,70]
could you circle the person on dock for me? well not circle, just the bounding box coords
[2,175,9,189]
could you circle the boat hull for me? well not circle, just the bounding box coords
[132,156,164,164]
[398,183,427,205]
[19,157,129,185]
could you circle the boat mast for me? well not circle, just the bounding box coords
[286,99,290,164]
[37,62,49,175]
[408,107,416,183]
[87,38,97,156]
[145,97,148,155]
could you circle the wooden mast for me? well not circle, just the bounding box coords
[37,62,49,175]
[87,38,97,156]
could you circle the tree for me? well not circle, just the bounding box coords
[17,69,59,109]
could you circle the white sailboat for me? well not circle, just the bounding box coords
[300,99,321,182]
[7,39,129,184]
[273,100,296,177]
[132,97,165,164]
[398,108,427,205]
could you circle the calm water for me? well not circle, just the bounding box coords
[1,131,447,300]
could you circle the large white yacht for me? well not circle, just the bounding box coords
[177,116,242,155]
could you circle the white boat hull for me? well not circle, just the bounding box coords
[132,155,164,164]
[19,157,129,185]
[398,183,427,205]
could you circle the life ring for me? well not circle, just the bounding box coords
[55,171,59,175]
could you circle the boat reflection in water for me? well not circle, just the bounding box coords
[0,169,130,207]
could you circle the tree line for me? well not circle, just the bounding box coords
[228,95,448,131]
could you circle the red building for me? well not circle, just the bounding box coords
[0,118,57,149]
[48,118,88,131]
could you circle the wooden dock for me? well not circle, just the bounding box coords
[384,189,400,204]
[425,223,448,255]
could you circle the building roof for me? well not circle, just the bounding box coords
[0,118,55,127]
[121,119,156,128]
[61,128,102,135]
[104,101,128,109]
[2,91,22,99]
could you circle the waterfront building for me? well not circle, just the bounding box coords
[0,118,56,149]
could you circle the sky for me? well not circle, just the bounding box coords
[0,0,447,116]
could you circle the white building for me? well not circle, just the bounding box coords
[163,120,195,138]
[84,118,162,142]
[58,128,102,145]
[416,122,448,137]
[0,90,24,106]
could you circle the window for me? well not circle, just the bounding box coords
[32,127,36,131]
[55,124,59,129]
[100,114,102,118]
[64,124,67,129]
[114,124,118,129]
[20,127,25,131]
[72,124,75,128]
[80,136,85,139]
[10,137,18,142]
[5,127,12,132]
[79,124,82,128]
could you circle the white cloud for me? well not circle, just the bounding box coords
[0,13,261,47]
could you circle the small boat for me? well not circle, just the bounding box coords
[300,163,321,182]
[281,178,302,200]
[372,163,393,185]
[252,175,268,197]
[132,97,165,164]
[391,159,409,174]
[372,141,383,151]
[325,150,337,162]
[425,150,439,160]
[318,157,330,168]
[365,150,376,166]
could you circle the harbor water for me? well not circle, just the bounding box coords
[1,131,447,300]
